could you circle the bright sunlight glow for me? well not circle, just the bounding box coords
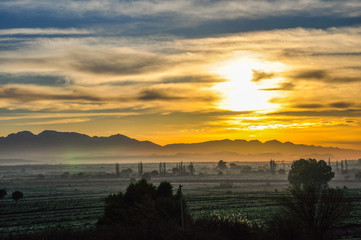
[210,53,286,112]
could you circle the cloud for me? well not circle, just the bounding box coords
[293,104,324,109]
[269,109,361,117]
[2,0,360,20]
[0,73,70,86]
[329,102,354,108]
[70,50,167,76]
[0,86,104,102]
[288,69,361,83]
[16,118,91,125]
[0,1,360,38]
[0,28,93,36]
[138,89,185,101]
[251,70,275,82]
[312,52,361,56]
[292,70,328,80]
[161,75,226,84]
[138,86,220,102]
[259,82,295,91]
[0,25,360,141]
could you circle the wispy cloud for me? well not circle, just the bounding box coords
[0,28,93,36]
[15,118,91,125]
[2,0,360,20]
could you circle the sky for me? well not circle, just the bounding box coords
[0,0,361,150]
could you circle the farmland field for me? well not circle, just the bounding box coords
[1,162,361,237]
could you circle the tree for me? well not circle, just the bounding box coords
[187,162,195,176]
[157,181,173,198]
[12,191,23,203]
[288,159,334,188]
[115,163,120,176]
[277,185,352,240]
[0,189,6,199]
[98,180,186,239]
[270,160,277,175]
[271,158,350,240]
[217,160,227,171]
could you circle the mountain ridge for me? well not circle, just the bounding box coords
[0,130,360,164]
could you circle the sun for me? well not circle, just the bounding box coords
[210,53,286,112]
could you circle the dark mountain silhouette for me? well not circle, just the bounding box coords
[0,130,160,150]
[0,130,360,164]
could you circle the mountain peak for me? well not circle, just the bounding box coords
[264,139,282,144]
[7,131,35,138]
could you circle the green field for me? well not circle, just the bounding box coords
[1,163,361,237]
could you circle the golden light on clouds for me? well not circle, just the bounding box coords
[0,24,361,150]
[210,53,287,112]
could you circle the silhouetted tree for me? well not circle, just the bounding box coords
[271,158,350,240]
[157,181,173,198]
[270,160,277,175]
[217,160,227,171]
[229,163,239,170]
[12,191,23,203]
[0,189,6,199]
[336,160,339,173]
[341,160,344,173]
[159,162,166,175]
[187,162,195,176]
[120,168,133,177]
[137,162,143,177]
[288,159,334,188]
[277,185,352,240]
[142,172,151,182]
[98,179,186,239]
[115,163,120,176]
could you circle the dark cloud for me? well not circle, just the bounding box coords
[312,52,361,56]
[0,107,141,114]
[269,109,361,117]
[1,0,361,38]
[71,52,165,75]
[289,69,361,83]
[293,70,328,79]
[101,75,226,87]
[259,82,295,91]
[0,87,103,102]
[291,102,356,109]
[251,70,275,82]
[138,88,219,102]
[329,102,354,108]
[162,75,226,84]
[0,39,29,51]
[293,103,324,109]
[0,73,70,86]
[281,49,309,58]
[138,89,185,101]
[169,16,361,38]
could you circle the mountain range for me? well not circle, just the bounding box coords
[0,130,360,164]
